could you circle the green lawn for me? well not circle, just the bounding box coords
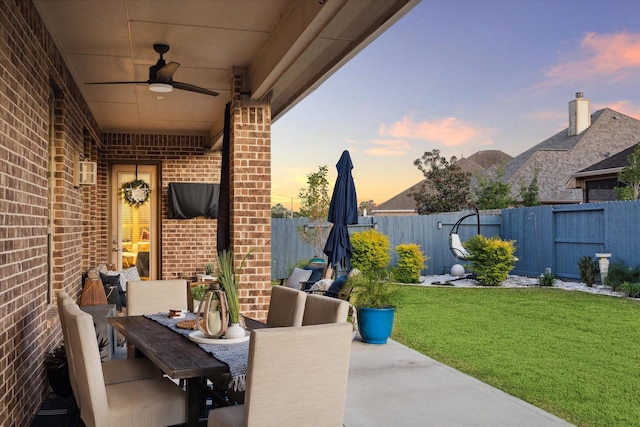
[391,286,640,427]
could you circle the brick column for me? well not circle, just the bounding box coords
[230,75,271,321]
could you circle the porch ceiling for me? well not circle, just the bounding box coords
[33,0,418,149]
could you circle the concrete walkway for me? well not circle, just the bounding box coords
[344,336,574,427]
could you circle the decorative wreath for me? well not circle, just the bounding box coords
[120,178,151,208]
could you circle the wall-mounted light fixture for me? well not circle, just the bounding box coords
[73,153,97,186]
[437,221,443,229]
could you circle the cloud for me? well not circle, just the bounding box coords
[365,139,411,156]
[542,31,640,86]
[381,114,493,147]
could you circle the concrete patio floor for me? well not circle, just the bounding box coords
[33,332,575,426]
[345,335,574,427]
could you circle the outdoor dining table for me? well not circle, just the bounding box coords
[108,315,266,427]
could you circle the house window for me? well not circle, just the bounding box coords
[585,178,618,203]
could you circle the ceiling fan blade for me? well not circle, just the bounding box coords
[156,62,180,82]
[172,81,219,97]
[87,81,149,85]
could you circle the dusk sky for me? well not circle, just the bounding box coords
[271,0,640,212]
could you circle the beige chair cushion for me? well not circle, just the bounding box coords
[213,285,308,403]
[100,358,162,384]
[302,293,350,326]
[125,279,188,357]
[57,290,161,398]
[266,286,307,327]
[208,323,353,427]
[126,279,188,315]
[63,303,185,426]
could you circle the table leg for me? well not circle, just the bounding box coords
[186,377,202,427]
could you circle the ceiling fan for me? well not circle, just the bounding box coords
[87,44,219,96]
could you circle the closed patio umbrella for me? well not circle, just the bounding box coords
[323,150,358,271]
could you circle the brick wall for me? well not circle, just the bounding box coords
[0,1,101,425]
[229,77,272,320]
[102,133,222,280]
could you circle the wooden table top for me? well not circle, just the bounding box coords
[109,316,267,379]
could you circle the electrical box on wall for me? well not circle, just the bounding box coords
[73,153,97,186]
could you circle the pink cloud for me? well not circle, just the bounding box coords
[544,32,640,85]
[365,139,411,156]
[382,115,492,147]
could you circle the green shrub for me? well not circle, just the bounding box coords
[539,271,555,287]
[578,256,598,287]
[350,229,391,275]
[394,244,427,283]
[464,235,517,286]
[619,281,640,298]
[603,262,640,291]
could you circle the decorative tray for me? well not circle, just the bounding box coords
[188,330,250,344]
[176,319,203,330]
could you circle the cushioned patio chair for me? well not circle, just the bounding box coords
[212,285,308,404]
[125,279,188,358]
[280,261,331,290]
[301,293,350,326]
[58,292,162,385]
[62,303,186,427]
[266,285,307,327]
[57,291,162,425]
[207,323,352,427]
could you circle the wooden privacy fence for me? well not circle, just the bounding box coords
[502,200,640,280]
[271,209,502,279]
[271,200,640,281]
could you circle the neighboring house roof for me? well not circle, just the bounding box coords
[496,108,640,204]
[373,150,512,214]
[373,181,423,213]
[464,150,513,171]
[577,143,638,174]
[565,143,639,190]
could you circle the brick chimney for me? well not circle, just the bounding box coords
[568,92,591,136]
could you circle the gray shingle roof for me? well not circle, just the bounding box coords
[499,108,640,203]
[578,143,639,172]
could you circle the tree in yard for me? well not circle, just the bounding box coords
[410,149,471,214]
[358,200,376,216]
[518,166,541,207]
[615,143,640,201]
[297,165,331,257]
[474,164,513,209]
[271,203,292,218]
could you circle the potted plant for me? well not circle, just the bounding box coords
[216,249,253,339]
[349,269,399,344]
[190,283,208,312]
[44,345,72,397]
[196,262,217,282]
[45,336,108,397]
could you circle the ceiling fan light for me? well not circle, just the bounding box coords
[149,83,173,93]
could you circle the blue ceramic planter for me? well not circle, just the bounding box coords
[357,307,395,344]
